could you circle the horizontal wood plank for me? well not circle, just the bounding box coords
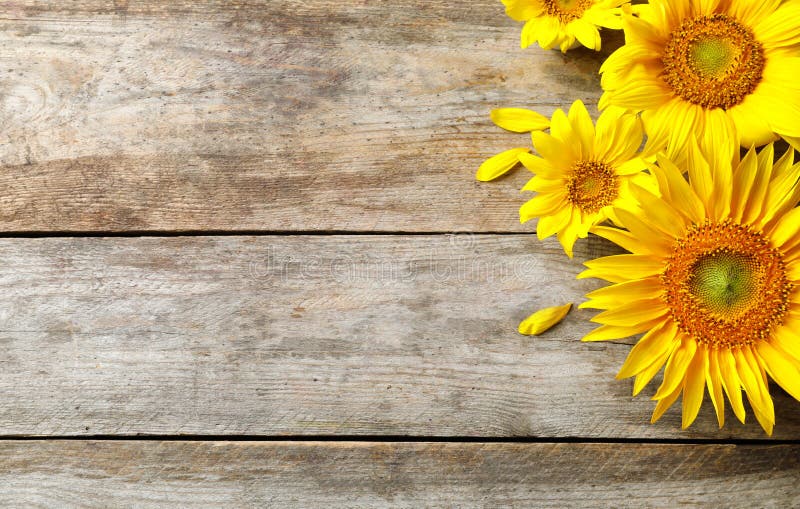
[0,0,614,232]
[1,234,799,438]
[1,440,798,508]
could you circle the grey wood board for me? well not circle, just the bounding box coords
[0,0,614,231]
[0,440,798,508]
[1,234,798,438]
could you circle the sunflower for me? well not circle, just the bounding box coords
[501,0,627,52]
[599,0,800,161]
[580,141,800,435]
[516,100,652,257]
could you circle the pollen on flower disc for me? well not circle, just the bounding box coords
[565,160,619,213]
[661,14,765,110]
[662,220,792,349]
[542,0,594,22]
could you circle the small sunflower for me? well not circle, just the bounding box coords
[581,141,800,435]
[501,0,627,52]
[517,100,652,257]
[600,0,800,160]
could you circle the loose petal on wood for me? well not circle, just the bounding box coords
[1,441,799,508]
[0,1,617,232]
[1,234,798,438]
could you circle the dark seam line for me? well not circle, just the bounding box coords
[1,435,797,445]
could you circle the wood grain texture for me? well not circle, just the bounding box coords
[1,440,798,508]
[0,0,614,232]
[1,234,799,438]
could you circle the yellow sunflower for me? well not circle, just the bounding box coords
[517,100,652,257]
[600,0,800,161]
[580,141,800,435]
[501,0,627,52]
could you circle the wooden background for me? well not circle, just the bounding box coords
[1,1,798,507]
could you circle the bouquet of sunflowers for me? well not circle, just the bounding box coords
[477,0,800,435]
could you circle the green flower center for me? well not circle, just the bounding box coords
[662,221,792,349]
[661,14,765,110]
[689,37,737,79]
[689,251,758,316]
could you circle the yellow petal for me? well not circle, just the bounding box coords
[557,208,583,258]
[651,154,706,223]
[532,131,575,168]
[569,18,601,51]
[757,341,800,401]
[654,337,697,399]
[591,225,654,255]
[590,298,669,327]
[717,349,746,424]
[612,208,675,255]
[518,303,573,336]
[567,100,595,157]
[582,318,666,342]
[518,152,561,179]
[476,148,529,182]
[707,350,725,428]
[651,383,681,424]
[626,184,687,238]
[617,319,678,379]
[491,108,550,133]
[681,347,707,429]
[536,206,572,240]
[633,347,672,397]
[766,204,800,252]
[581,277,663,310]
[579,254,664,283]
[520,193,567,223]
[772,326,800,363]
[736,348,775,426]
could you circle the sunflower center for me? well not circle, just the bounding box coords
[688,251,758,315]
[661,14,765,110]
[565,160,618,213]
[662,220,792,349]
[542,0,593,22]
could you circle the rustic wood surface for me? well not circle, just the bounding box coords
[1,441,798,508]
[1,1,799,507]
[1,234,799,439]
[0,0,614,232]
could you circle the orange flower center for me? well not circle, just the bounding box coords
[542,0,594,22]
[661,14,765,110]
[565,160,618,213]
[662,220,791,349]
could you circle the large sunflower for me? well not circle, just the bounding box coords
[600,0,800,159]
[517,101,652,257]
[581,142,800,435]
[501,0,627,52]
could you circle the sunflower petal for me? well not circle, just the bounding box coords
[582,319,666,342]
[617,320,679,379]
[654,338,697,400]
[681,348,707,429]
[491,108,550,133]
[757,341,800,401]
[477,148,529,181]
[518,303,572,336]
[579,255,664,283]
[718,349,746,424]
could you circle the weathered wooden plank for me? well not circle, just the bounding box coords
[1,440,798,508]
[0,1,613,232]
[1,234,799,438]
